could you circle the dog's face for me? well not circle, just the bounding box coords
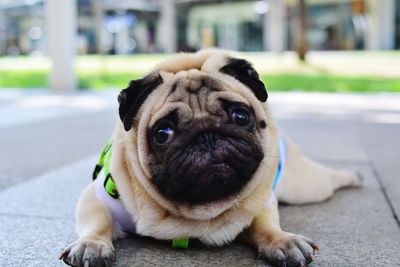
[118,50,273,208]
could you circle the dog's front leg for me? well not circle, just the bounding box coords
[247,200,319,267]
[60,183,115,267]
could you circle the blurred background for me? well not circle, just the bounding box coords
[1,3,400,266]
[0,0,399,92]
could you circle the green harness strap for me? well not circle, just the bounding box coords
[172,238,189,249]
[92,140,119,199]
[92,140,189,249]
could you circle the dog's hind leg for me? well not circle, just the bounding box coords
[275,138,362,205]
[59,183,116,267]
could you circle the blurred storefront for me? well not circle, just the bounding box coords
[183,0,399,51]
[396,0,400,48]
[183,1,264,51]
[287,0,367,50]
[78,0,160,54]
[0,0,161,55]
[0,0,399,56]
[0,0,46,55]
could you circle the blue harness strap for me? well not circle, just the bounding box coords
[272,137,287,191]
[266,136,287,206]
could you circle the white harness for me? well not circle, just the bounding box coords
[95,170,136,232]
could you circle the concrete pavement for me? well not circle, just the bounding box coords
[0,90,399,266]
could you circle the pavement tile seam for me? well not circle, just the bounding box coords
[0,109,116,190]
[0,154,97,193]
[0,212,64,220]
[317,155,400,229]
[1,159,399,265]
[317,159,370,165]
[369,161,400,228]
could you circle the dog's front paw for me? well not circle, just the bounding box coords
[258,234,319,267]
[59,238,115,267]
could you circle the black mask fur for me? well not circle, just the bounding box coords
[118,73,163,131]
[148,107,264,205]
[220,58,268,102]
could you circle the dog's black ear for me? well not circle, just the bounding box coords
[118,73,163,131]
[219,58,268,102]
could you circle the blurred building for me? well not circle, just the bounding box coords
[0,0,46,55]
[0,0,399,55]
[172,0,400,52]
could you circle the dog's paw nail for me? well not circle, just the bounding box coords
[258,234,318,267]
[312,243,320,252]
[59,250,67,261]
[70,255,76,265]
[61,239,114,267]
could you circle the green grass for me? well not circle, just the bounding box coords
[0,70,143,89]
[0,70,48,88]
[1,52,400,92]
[1,69,400,92]
[78,72,143,89]
[261,74,400,93]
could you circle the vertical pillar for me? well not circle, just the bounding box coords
[297,0,308,60]
[366,0,395,50]
[160,0,176,53]
[47,0,77,92]
[0,10,5,55]
[92,0,103,54]
[264,0,285,51]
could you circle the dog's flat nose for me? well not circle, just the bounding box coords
[196,132,222,149]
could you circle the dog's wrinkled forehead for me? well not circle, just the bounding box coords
[118,49,267,131]
[148,70,245,127]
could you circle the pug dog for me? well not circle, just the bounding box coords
[60,49,361,267]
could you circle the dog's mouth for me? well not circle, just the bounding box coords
[150,131,264,204]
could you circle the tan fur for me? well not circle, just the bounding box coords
[59,183,116,266]
[276,137,361,204]
[61,49,361,267]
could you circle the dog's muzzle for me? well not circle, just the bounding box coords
[151,130,264,204]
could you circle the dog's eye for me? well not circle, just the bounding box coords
[154,124,175,144]
[232,108,250,126]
